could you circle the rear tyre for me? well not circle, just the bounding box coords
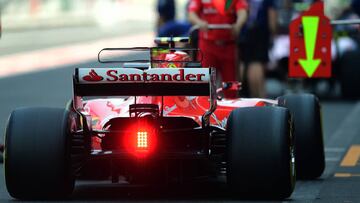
[278,94,325,179]
[5,107,75,200]
[226,106,295,199]
[0,144,3,163]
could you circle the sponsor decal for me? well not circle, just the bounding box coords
[106,101,121,114]
[211,113,228,128]
[167,63,177,68]
[82,69,104,82]
[163,104,177,116]
[78,68,210,84]
[106,69,204,82]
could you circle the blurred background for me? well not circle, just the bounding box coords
[0,0,359,97]
[0,0,157,56]
[0,0,360,202]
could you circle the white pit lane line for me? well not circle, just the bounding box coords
[0,32,153,78]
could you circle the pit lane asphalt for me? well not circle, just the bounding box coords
[0,59,359,202]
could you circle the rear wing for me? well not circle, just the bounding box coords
[73,67,217,128]
[73,67,214,96]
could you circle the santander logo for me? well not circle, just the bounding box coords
[79,68,209,84]
[106,69,205,82]
[82,69,104,82]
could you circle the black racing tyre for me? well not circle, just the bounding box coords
[0,144,3,163]
[278,94,325,179]
[5,107,75,199]
[226,106,295,199]
[340,50,360,99]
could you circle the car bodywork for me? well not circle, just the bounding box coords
[71,46,279,182]
[4,38,325,200]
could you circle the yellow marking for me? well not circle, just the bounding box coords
[340,145,360,167]
[167,63,177,68]
[334,173,352,177]
[334,173,360,178]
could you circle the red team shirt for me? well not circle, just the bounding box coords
[188,0,248,41]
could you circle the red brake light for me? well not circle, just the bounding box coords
[123,125,157,158]
[137,131,148,148]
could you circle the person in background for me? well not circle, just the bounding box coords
[188,0,248,98]
[239,0,278,98]
[156,0,192,37]
[352,0,360,18]
[156,0,176,32]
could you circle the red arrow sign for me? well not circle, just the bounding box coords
[289,1,332,78]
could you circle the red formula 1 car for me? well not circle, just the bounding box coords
[4,38,324,200]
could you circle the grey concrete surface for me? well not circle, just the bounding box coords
[0,21,152,56]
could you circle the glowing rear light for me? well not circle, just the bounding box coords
[123,124,157,158]
[137,131,148,148]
